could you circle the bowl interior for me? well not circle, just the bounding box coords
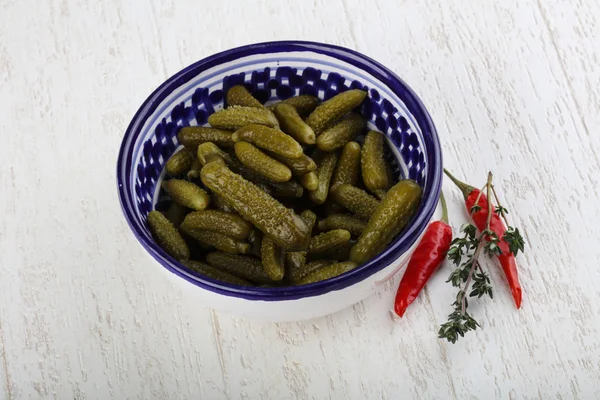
[117,41,441,300]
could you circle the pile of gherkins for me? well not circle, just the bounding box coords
[147,85,423,286]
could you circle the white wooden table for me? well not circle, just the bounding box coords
[1,0,600,398]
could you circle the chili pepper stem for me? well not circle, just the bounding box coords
[440,191,449,224]
[444,169,476,199]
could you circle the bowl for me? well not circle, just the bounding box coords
[116,41,442,321]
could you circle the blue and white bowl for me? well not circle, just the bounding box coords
[117,41,442,321]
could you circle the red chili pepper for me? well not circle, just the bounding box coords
[394,193,453,317]
[445,170,522,309]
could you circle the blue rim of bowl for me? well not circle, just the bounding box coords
[117,40,442,301]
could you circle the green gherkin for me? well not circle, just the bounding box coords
[295,261,358,285]
[178,126,234,149]
[200,161,309,250]
[307,229,351,258]
[183,260,253,286]
[273,103,316,144]
[147,211,190,261]
[261,236,285,281]
[226,85,264,109]
[181,210,252,241]
[208,106,279,130]
[289,259,334,284]
[350,180,422,264]
[234,141,292,183]
[270,153,317,176]
[318,214,366,236]
[183,228,250,254]
[316,113,366,152]
[165,148,195,176]
[331,141,361,192]
[361,130,390,195]
[299,172,318,191]
[232,124,303,159]
[308,151,339,204]
[306,89,367,134]
[267,95,320,118]
[285,210,318,279]
[162,179,210,211]
[206,252,272,284]
[331,184,379,220]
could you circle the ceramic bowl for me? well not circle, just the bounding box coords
[116,41,442,321]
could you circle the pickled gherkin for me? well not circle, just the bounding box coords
[268,180,304,198]
[247,229,263,257]
[316,113,365,152]
[299,171,318,191]
[165,148,195,176]
[206,252,272,284]
[181,210,252,241]
[212,194,234,213]
[234,141,292,183]
[350,180,422,264]
[178,126,234,148]
[270,153,317,176]
[295,261,358,285]
[200,161,310,250]
[162,179,210,211]
[183,228,250,254]
[285,210,318,277]
[164,202,188,229]
[208,106,279,130]
[197,142,232,165]
[306,89,367,134]
[331,141,361,192]
[147,211,190,261]
[308,151,339,204]
[307,229,351,258]
[183,260,253,286]
[261,236,285,281]
[331,184,379,220]
[318,214,366,236]
[289,259,334,283]
[187,159,202,179]
[273,103,316,145]
[226,85,264,109]
[361,130,390,195]
[232,124,303,159]
[268,95,320,118]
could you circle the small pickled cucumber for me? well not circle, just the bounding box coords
[331,184,379,220]
[273,103,316,144]
[208,106,279,130]
[206,252,272,284]
[299,171,318,191]
[289,259,334,283]
[307,229,351,258]
[285,210,318,276]
[187,159,202,179]
[212,195,234,213]
[165,147,195,176]
[361,131,390,194]
[232,124,303,159]
[308,151,339,204]
[326,241,353,261]
[268,180,304,198]
[183,260,252,286]
[183,228,250,254]
[324,198,344,216]
[226,85,264,109]
[306,89,367,134]
[197,142,232,165]
[181,210,252,241]
[234,141,292,183]
[178,126,234,148]
[147,211,190,261]
[331,141,361,192]
[164,202,188,228]
[268,95,320,118]
[295,261,358,285]
[318,214,366,236]
[316,113,366,152]
[200,162,310,250]
[261,236,285,281]
[162,179,210,211]
[270,153,317,176]
[350,180,422,264]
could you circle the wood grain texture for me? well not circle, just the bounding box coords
[1,0,599,398]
